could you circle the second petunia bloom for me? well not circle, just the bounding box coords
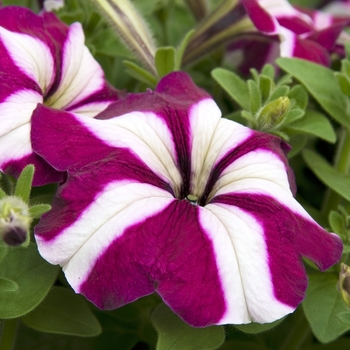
[32,72,342,327]
[0,6,120,185]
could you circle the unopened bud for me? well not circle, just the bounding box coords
[339,263,350,307]
[259,97,291,129]
[0,196,32,247]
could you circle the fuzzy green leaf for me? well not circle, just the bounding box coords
[277,58,350,129]
[14,164,34,203]
[259,75,273,104]
[22,286,101,337]
[0,243,59,318]
[261,64,275,79]
[248,79,261,115]
[303,273,350,343]
[155,46,176,78]
[287,110,336,143]
[29,204,51,219]
[211,68,250,110]
[329,211,345,236]
[302,149,350,201]
[288,84,308,109]
[152,303,225,350]
[283,108,305,125]
[175,30,195,70]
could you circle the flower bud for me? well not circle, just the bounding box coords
[258,96,291,129]
[0,196,32,247]
[339,263,350,307]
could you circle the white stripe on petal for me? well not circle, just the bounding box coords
[36,182,173,290]
[46,23,105,112]
[69,101,115,117]
[189,99,222,196]
[78,112,182,195]
[209,149,291,202]
[0,27,54,92]
[0,89,43,136]
[204,203,294,323]
[193,117,253,198]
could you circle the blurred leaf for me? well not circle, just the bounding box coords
[302,273,350,343]
[302,149,350,201]
[152,303,225,350]
[288,134,307,158]
[0,243,59,318]
[123,60,158,86]
[211,68,250,110]
[287,110,336,143]
[233,317,285,334]
[247,80,261,115]
[277,58,350,129]
[0,243,8,264]
[288,85,308,110]
[175,29,195,70]
[22,287,101,337]
[155,46,176,77]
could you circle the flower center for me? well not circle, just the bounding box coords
[186,194,199,205]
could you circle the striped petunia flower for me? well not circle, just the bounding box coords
[0,6,120,185]
[32,72,342,327]
[241,0,350,67]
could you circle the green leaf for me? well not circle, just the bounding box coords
[259,75,273,104]
[328,211,344,236]
[0,277,19,292]
[335,72,350,97]
[28,204,51,219]
[268,85,289,102]
[302,273,350,343]
[261,64,275,79]
[14,164,34,203]
[277,58,350,129]
[287,110,336,143]
[123,60,158,87]
[233,317,285,334]
[248,79,261,115]
[211,68,250,110]
[151,303,225,350]
[0,243,59,318]
[0,243,8,264]
[0,187,6,199]
[288,134,307,158]
[155,46,176,78]
[22,286,101,337]
[283,108,305,125]
[337,312,350,325]
[288,84,308,110]
[302,149,350,201]
[175,29,195,70]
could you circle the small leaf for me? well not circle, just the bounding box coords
[277,58,350,129]
[0,187,6,199]
[151,303,225,350]
[155,46,176,78]
[211,68,250,110]
[0,243,59,319]
[288,134,307,158]
[123,60,157,87]
[302,149,350,201]
[283,108,305,125]
[329,211,345,236]
[335,72,350,97]
[233,317,284,334]
[287,110,336,143]
[0,277,19,292]
[337,312,350,325]
[29,204,51,219]
[14,165,34,203]
[302,273,350,343]
[259,75,273,104]
[268,85,289,102]
[288,84,308,110]
[261,64,275,79]
[248,79,261,115]
[22,286,101,337]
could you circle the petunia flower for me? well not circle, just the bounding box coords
[0,6,120,185]
[31,72,342,327]
[240,0,350,67]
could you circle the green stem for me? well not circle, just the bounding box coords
[278,308,310,350]
[0,319,17,350]
[322,128,350,215]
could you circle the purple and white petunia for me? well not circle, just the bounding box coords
[32,72,342,327]
[0,6,120,185]
[237,0,350,68]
